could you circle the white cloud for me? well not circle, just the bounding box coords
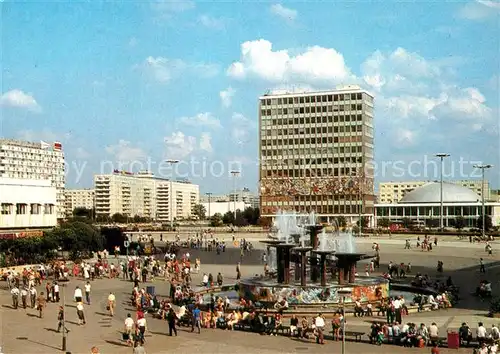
[75,147,91,159]
[198,14,225,29]
[1,89,41,112]
[458,0,500,20]
[219,87,236,107]
[178,112,221,128]
[199,132,213,152]
[138,57,218,83]
[105,140,146,162]
[164,131,198,158]
[227,39,353,84]
[231,112,256,145]
[151,0,195,18]
[395,128,416,147]
[270,4,298,21]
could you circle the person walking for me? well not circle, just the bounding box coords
[124,313,135,346]
[167,308,178,336]
[76,302,86,325]
[20,286,28,309]
[56,306,70,333]
[479,258,486,273]
[74,286,83,303]
[29,286,37,308]
[36,292,46,318]
[11,285,20,309]
[84,281,91,305]
[54,282,60,302]
[107,292,116,317]
[191,305,201,334]
[236,262,241,280]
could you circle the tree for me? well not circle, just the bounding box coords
[210,213,223,227]
[242,207,260,225]
[222,211,235,225]
[454,216,466,230]
[356,216,370,228]
[111,213,127,223]
[334,216,347,228]
[73,207,93,218]
[476,215,493,231]
[192,204,207,220]
[378,218,390,228]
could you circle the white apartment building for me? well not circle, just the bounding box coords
[201,201,250,217]
[0,178,57,229]
[201,188,260,209]
[65,189,95,216]
[94,171,199,222]
[0,139,65,219]
[378,180,491,204]
[259,85,375,224]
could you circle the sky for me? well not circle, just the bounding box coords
[1,0,499,194]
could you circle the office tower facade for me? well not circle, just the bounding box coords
[93,171,199,222]
[0,139,65,219]
[258,85,375,224]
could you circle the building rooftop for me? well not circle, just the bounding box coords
[399,182,481,204]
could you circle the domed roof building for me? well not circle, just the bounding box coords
[375,182,499,228]
[400,182,480,204]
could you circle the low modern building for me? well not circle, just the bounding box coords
[94,171,199,222]
[378,180,491,204]
[201,188,260,209]
[200,201,250,217]
[0,178,57,229]
[64,189,95,217]
[375,182,500,228]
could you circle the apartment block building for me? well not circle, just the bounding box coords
[93,171,199,222]
[201,188,260,209]
[258,85,375,224]
[64,189,95,216]
[0,139,65,219]
[378,180,491,204]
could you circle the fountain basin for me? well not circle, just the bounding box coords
[239,276,389,305]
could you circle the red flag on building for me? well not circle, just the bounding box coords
[54,142,62,150]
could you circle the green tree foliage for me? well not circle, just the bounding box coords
[221,207,260,226]
[333,216,347,228]
[356,216,370,228]
[454,216,466,230]
[210,213,223,227]
[377,218,390,228]
[192,204,207,219]
[111,213,128,223]
[72,207,93,218]
[476,215,493,231]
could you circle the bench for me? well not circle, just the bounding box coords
[343,331,364,342]
[275,325,291,336]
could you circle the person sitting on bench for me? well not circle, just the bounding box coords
[354,299,364,317]
[290,315,299,337]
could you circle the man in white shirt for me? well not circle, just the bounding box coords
[54,283,60,302]
[393,297,402,323]
[29,286,37,308]
[429,322,439,344]
[314,313,325,344]
[20,287,29,309]
[84,282,91,305]
[202,273,209,287]
[74,286,83,303]
[477,322,487,345]
[11,286,20,309]
[107,292,116,316]
[490,324,500,341]
[124,313,135,345]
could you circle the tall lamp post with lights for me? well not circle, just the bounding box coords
[206,192,212,221]
[435,153,450,231]
[338,288,352,354]
[473,164,492,239]
[166,159,179,230]
[230,171,240,222]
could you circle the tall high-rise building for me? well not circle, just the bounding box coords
[258,85,375,224]
[0,139,65,219]
[94,171,199,222]
[64,189,95,217]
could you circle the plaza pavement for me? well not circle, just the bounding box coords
[1,236,499,353]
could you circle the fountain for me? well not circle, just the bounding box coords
[241,210,389,307]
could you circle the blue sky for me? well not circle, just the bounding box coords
[1,0,499,194]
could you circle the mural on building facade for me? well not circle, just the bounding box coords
[240,282,389,305]
[261,174,373,197]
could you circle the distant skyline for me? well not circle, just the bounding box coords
[1,0,499,193]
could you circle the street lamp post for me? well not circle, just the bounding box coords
[435,153,450,231]
[230,171,240,222]
[166,159,179,230]
[473,164,492,239]
[338,288,352,354]
[206,192,212,220]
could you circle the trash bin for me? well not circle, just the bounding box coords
[146,286,155,296]
[447,331,460,349]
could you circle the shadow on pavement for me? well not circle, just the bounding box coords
[44,327,58,332]
[2,304,15,309]
[104,339,129,347]
[16,337,61,351]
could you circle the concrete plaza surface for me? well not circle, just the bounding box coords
[1,236,499,354]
